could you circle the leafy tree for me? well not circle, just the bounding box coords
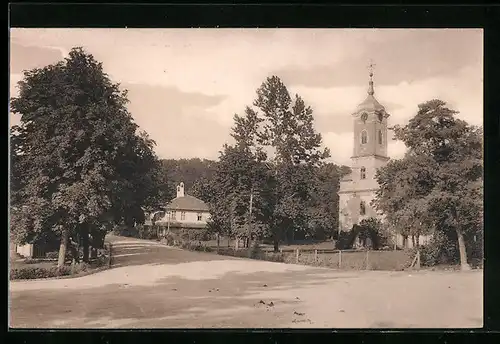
[373,99,482,270]
[209,76,330,251]
[10,47,162,266]
[208,108,270,248]
[357,217,389,250]
[253,76,330,251]
[159,158,217,201]
[190,176,217,204]
[306,163,349,241]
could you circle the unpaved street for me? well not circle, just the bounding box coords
[9,236,483,328]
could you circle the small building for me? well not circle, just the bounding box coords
[11,242,46,259]
[155,182,211,235]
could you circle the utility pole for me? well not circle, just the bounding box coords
[247,186,253,248]
[166,210,170,237]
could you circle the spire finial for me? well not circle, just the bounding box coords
[367,59,375,95]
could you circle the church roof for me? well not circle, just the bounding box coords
[166,194,209,212]
[355,94,386,114]
[353,67,387,115]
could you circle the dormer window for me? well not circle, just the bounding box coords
[361,130,368,144]
[360,167,366,179]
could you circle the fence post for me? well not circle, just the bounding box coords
[338,250,342,269]
[416,250,421,270]
[365,249,370,270]
[314,249,318,263]
[295,248,299,263]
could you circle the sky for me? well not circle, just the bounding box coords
[9,29,483,166]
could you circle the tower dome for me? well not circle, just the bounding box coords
[353,64,389,117]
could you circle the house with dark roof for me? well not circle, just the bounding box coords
[155,182,211,231]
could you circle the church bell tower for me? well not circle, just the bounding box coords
[338,62,390,232]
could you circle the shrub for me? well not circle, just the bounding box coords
[177,240,213,253]
[23,258,39,264]
[136,224,159,240]
[112,225,139,237]
[416,231,459,267]
[71,262,89,274]
[249,241,263,259]
[179,228,211,242]
[162,232,177,246]
[10,266,72,280]
[45,251,59,259]
[216,246,285,263]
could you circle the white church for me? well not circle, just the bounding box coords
[338,67,430,249]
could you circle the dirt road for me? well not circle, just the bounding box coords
[9,235,483,328]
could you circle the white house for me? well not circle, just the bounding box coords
[155,182,211,234]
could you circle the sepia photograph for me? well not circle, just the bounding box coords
[9,28,483,329]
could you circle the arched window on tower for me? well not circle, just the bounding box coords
[360,167,366,179]
[361,130,368,144]
[360,201,366,216]
[378,130,383,145]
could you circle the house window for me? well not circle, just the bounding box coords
[360,201,366,216]
[170,211,176,220]
[197,213,202,221]
[361,130,368,144]
[360,167,366,179]
[378,130,383,145]
[181,211,186,221]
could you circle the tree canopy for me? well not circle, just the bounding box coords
[207,76,339,250]
[373,99,483,269]
[10,47,163,264]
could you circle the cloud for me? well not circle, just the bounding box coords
[272,29,483,89]
[123,83,231,159]
[322,132,354,166]
[9,28,483,162]
[10,42,66,74]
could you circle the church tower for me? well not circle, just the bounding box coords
[338,63,390,233]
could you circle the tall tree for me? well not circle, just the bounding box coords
[208,107,270,248]
[373,99,483,270]
[253,76,330,251]
[209,76,330,251]
[306,163,349,241]
[10,47,162,266]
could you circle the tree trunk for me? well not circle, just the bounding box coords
[456,229,471,271]
[69,241,79,264]
[58,228,69,268]
[82,225,90,263]
[273,234,279,253]
[415,234,420,248]
[216,234,220,248]
[411,235,415,248]
[10,241,18,261]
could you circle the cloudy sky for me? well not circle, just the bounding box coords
[9,29,483,165]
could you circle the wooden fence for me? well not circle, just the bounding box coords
[277,248,419,271]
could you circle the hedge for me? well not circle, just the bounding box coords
[10,243,112,280]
